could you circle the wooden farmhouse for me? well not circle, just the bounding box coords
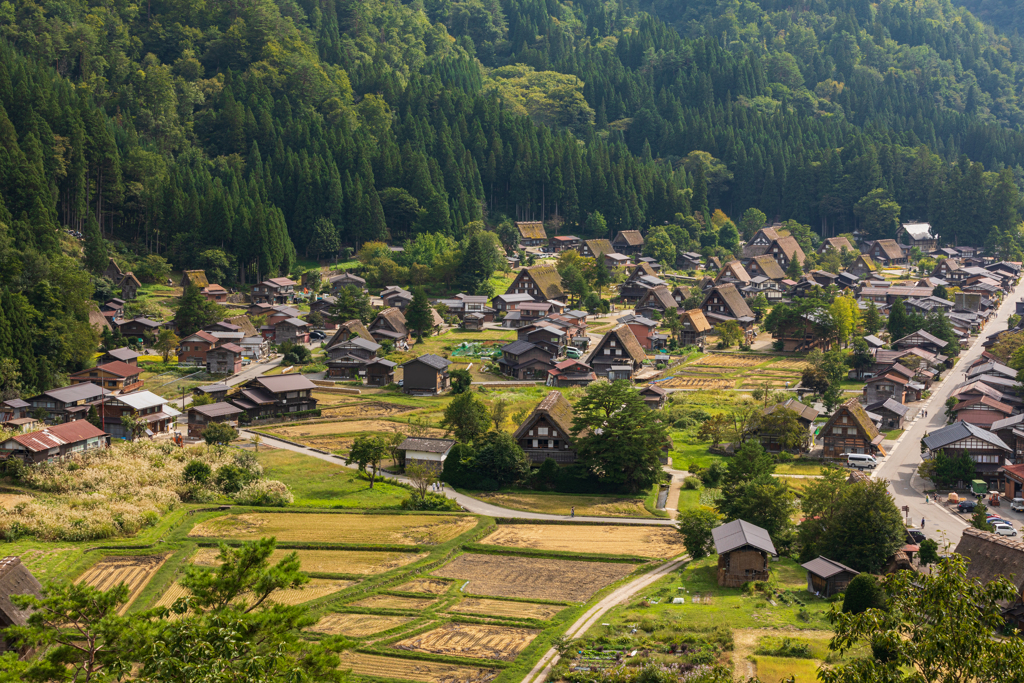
[700,283,756,332]
[817,236,854,254]
[0,421,110,465]
[847,254,878,278]
[819,398,883,460]
[329,272,367,293]
[801,557,858,598]
[505,265,566,303]
[712,520,777,588]
[0,556,43,654]
[498,340,555,380]
[364,358,396,386]
[578,238,613,260]
[745,255,785,282]
[119,272,141,300]
[611,230,644,255]
[953,527,1024,630]
[187,402,244,438]
[327,319,375,348]
[98,347,140,367]
[369,308,410,344]
[635,285,678,320]
[400,437,455,472]
[586,323,646,381]
[897,222,938,252]
[68,360,142,395]
[326,337,381,380]
[91,390,180,439]
[716,260,752,285]
[923,422,1012,490]
[862,239,907,265]
[516,221,547,247]
[678,309,712,347]
[514,390,577,465]
[893,329,950,355]
[400,354,451,395]
[619,263,666,302]
[229,374,318,420]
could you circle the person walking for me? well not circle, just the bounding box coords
[571,506,575,519]
[922,517,926,529]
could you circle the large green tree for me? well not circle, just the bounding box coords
[174,284,225,337]
[571,380,668,494]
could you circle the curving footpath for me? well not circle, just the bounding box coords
[521,556,689,683]
[239,431,677,525]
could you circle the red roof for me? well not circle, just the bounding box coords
[217,343,245,354]
[71,361,139,379]
[11,420,107,453]
[185,331,219,344]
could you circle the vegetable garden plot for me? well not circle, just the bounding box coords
[480,524,686,558]
[433,554,636,602]
[309,612,414,637]
[75,555,168,615]
[189,513,475,545]
[449,598,563,620]
[338,652,498,683]
[393,622,539,661]
[192,547,426,574]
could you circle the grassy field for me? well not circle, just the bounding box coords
[465,490,658,518]
[884,429,904,440]
[775,460,826,476]
[255,448,408,508]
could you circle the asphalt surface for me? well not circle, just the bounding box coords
[872,277,1023,551]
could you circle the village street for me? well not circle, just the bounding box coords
[874,277,1023,551]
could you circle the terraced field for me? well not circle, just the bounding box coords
[189,513,475,545]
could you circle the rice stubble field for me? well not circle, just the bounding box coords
[191,547,427,574]
[350,595,438,611]
[75,555,169,615]
[449,598,563,621]
[338,651,498,683]
[189,513,476,545]
[480,524,685,559]
[393,622,540,661]
[155,577,356,609]
[309,613,415,637]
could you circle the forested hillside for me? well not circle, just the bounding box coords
[3,0,1024,390]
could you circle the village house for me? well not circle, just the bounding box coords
[635,285,679,320]
[206,343,245,375]
[847,254,878,279]
[952,527,1024,630]
[91,390,180,440]
[617,314,664,352]
[118,317,162,340]
[240,336,270,360]
[819,398,883,460]
[716,260,752,286]
[400,354,451,395]
[0,556,43,654]
[400,437,456,472]
[187,402,244,439]
[68,361,143,395]
[605,252,631,268]
[491,292,536,314]
[547,359,596,387]
[119,272,141,300]
[923,422,1012,490]
[181,270,209,290]
[251,277,297,305]
[858,285,934,306]
[178,330,219,365]
[436,294,493,323]
[933,258,966,283]
[365,358,396,386]
[773,310,834,353]
[745,255,785,282]
[756,235,806,271]
[896,222,938,252]
[328,272,367,293]
[866,398,910,430]
[193,383,230,402]
[308,296,337,327]
[639,385,667,410]
[380,286,413,311]
[516,221,547,247]
[26,383,110,423]
[518,324,568,358]
[515,391,577,465]
[103,258,124,283]
[863,372,910,405]
[274,317,310,345]
[586,323,646,382]
[712,519,777,588]
[326,337,381,380]
[327,319,375,348]
[612,230,645,255]
[369,308,410,344]
[952,396,1015,429]
[802,557,859,598]
[678,309,712,348]
[0,421,110,465]
[98,347,140,367]
[817,236,855,254]
[200,284,228,303]
[497,341,555,380]
[861,239,907,266]
[229,374,318,420]
[504,265,566,303]
[0,400,29,423]
[893,329,950,355]
[550,235,580,253]
[756,398,818,452]
[700,283,756,334]
[678,251,704,270]
[671,286,692,306]
[619,263,667,302]
[578,238,614,260]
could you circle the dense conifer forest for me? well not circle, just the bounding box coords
[3,0,1024,391]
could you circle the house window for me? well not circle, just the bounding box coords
[538,427,548,436]
[833,427,842,435]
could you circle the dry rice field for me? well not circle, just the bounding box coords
[76,555,168,615]
[351,595,437,611]
[268,419,446,439]
[310,612,415,637]
[189,513,476,545]
[659,377,732,389]
[395,578,452,594]
[433,554,635,602]
[688,354,767,367]
[450,598,563,621]
[320,401,417,419]
[191,547,426,574]
[338,652,498,683]
[394,622,539,661]
[480,524,686,558]
[155,577,356,609]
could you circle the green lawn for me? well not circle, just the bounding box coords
[254,448,409,508]
[775,460,826,476]
[884,429,904,440]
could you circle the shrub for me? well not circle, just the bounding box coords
[682,477,701,490]
[216,464,257,494]
[183,460,212,485]
[233,479,293,507]
[399,492,461,511]
[754,637,812,658]
[842,574,885,614]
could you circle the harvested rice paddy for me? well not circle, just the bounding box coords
[350,595,438,611]
[155,577,356,609]
[309,612,415,637]
[189,513,476,545]
[338,652,498,683]
[480,524,686,558]
[393,622,539,661]
[75,555,168,614]
[395,578,452,594]
[191,547,427,574]
[449,598,563,621]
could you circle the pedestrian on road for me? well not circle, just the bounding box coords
[922,518,926,529]
[571,506,575,518]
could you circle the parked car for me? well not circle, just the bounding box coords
[908,529,926,543]
[958,500,978,513]
[993,522,1017,537]
[310,330,326,340]
[988,517,1011,526]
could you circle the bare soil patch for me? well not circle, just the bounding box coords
[433,554,635,602]
[393,622,539,661]
[192,547,426,574]
[395,578,452,595]
[75,555,168,615]
[338,652,498,683]
[449,598,563,621]
[480,524,685,559]
[351,595,438,610]
[189,513,475,545]
[309,613,414,637]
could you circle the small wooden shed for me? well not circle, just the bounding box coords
[711,519,777,588]
[0,556,42,653]
[801,556,859,597]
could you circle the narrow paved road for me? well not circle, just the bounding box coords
[873,277,1023,549]
[242,432,677,525]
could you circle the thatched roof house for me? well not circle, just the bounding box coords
[0,556,42,653]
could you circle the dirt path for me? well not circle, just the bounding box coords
[520,556,688,683]
[662,468,687,520]
[731,628,834,679]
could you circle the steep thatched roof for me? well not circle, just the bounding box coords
[954,527,1024,591]
[514,390,575,439]
[854,254,878,272]
[525,265,565,299]
[516,221,547,240]
[601,324,647,365]
[773,235,807,265]
[820,398,880,442]
[182,270,210,288]
[716,260,751,284]
[226,315,258,337]
[680,309,712,333]
[638,285,678,311]
[0,556,41,632]
[749,255,786,280]
[372,307,408,336]
[614,230,645,246]
[704,283,755,320]
[583,239,613,258]
[821,236,854,252]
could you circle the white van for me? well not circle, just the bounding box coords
[1012,498,1024,512]
[847,453,877,470]
[993,522,1018,537]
